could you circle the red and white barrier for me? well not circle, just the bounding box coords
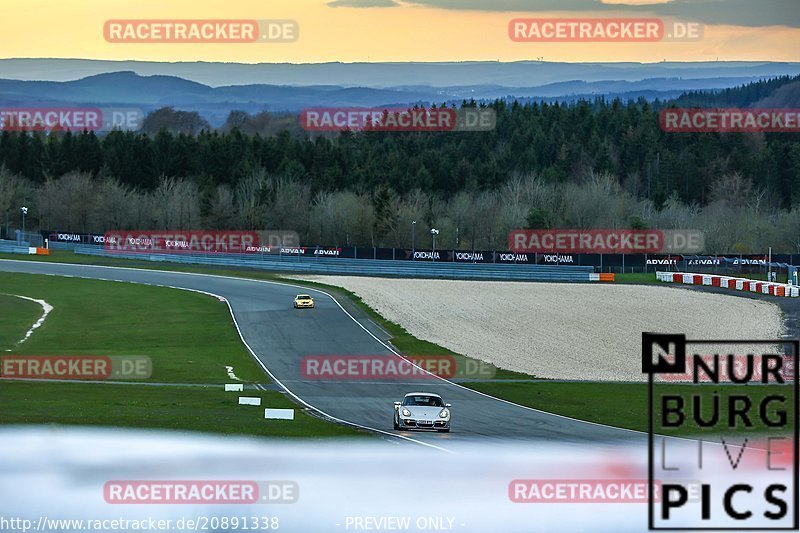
[656,271,799,297]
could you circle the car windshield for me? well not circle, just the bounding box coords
[297,295,311,299]
[403,395,444,407]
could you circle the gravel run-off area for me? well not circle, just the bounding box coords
[288,276,784,381]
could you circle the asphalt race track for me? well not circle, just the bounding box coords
[0,259,642,450]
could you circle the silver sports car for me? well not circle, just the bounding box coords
[393,392,451,432]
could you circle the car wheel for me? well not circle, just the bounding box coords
[393,416,399,430]
[437,428,450,433]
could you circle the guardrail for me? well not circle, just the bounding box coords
[0,241,32,255]
[39,232,800,274]
[48,242,78,251]
[656,271,800,297]
[0,240,49,256]
[73,245,602,282]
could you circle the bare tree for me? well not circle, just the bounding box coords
[264,177,311,238]
[149,177,202,229]
[708,172,754,208]
[0,167,25,237]
[90,178,136,231]
[313,191,375,246]
[38,172,95,232]
[206,184,236,229]
[235,169,267,229]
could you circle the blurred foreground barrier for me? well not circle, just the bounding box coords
[656,271,800,297]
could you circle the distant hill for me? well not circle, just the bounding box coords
[2,58,800,88]
[0,72,212,105]
[2,65,800,126]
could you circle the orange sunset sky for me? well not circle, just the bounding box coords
[0,0,798,63]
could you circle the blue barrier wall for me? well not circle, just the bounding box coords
[72,245,596,282]
[0,241,31,255]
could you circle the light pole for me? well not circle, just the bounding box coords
[411,220,416,259]
[768,247,773,282]
[430,228,439,261]
[20,206,27,240]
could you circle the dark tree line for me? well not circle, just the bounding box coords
[673,75,800,108]
[1,95,798,211]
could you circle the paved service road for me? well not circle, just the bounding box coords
[0,259,643,450]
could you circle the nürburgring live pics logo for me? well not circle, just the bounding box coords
[642,333,798,530]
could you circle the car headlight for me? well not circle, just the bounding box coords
[439,409,450,419]
[401,408,411,417]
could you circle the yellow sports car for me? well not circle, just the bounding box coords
[293,294,315,308]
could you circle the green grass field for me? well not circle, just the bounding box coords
[0,271,365,438]
[0,272,265,383]
[615,272,658,284]
[0,293,42,350]
[467,381,795,436]
[0,382,354,438]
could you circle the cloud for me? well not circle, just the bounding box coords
[335,0,800,28]
[327,0,400,7]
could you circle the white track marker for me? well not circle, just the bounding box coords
[264,408,294,420]
[224,384,244,391]
[4,294,53,350]
[225,365,241,380]
[239,397,262,406]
